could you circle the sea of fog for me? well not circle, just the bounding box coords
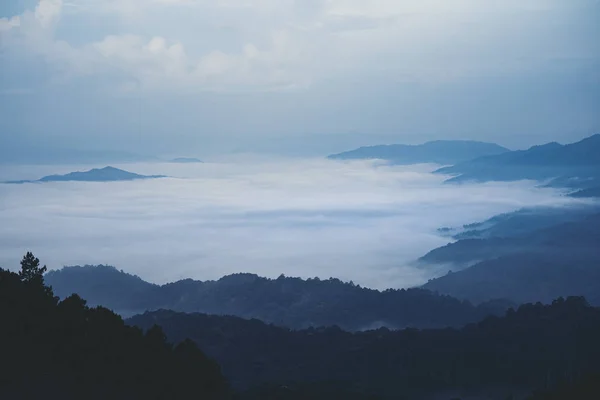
[0,159,585,289]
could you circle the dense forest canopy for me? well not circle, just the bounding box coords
[0,253,229,400]
[3,252,600,399]
[130,297,600,399]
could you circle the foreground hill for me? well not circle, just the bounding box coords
[6,166,166,183]
[129,297,600,399]
[328,140,508,165]
[45,267,509,330]
[0,262,228,400]
[435,134,600,186]
[6,252,599,400]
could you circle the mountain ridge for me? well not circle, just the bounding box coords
[435,134,600,186]
[420,213,600,305]
[328,140,509,165]
[421,212,600,267]
[45,266,511,330]
[169,157,204,163]
[5,166,166,184]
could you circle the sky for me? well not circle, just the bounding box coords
[0,160,591,288]
[1,0,599,158]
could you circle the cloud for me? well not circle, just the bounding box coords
[1,0,62,34]
[0,160,587,289]
[1,0,597,156]
[0,15,21,32]
[3,0,598,92]
[86,31,307,91]
[35,0,63,28]
[2,0,311,91]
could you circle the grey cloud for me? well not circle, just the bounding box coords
[0,0,598,156]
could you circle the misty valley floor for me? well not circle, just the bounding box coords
[0,159,581,289]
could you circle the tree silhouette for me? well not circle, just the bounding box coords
[19,251,47,285]
[1,253,230,400]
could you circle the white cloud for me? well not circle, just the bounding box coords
[81,31,305,91]
[0,160,587,289]
[1,0,598,91]
[35,0,63,27]
[2,0,311,91]
[0,16,21,32]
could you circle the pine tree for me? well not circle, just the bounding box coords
[18,252,47,285]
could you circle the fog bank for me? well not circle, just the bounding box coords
[0,159,585,289]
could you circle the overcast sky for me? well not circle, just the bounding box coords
[1,0,599,157]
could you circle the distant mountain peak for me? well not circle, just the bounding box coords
[169,157,203,163]
[435,134,600,185]
[518,141,564,156]
[5,166,166,184]
[575,133,600,145]
[328,140,508,165]
[530,141,561,149]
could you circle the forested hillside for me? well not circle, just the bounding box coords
[0,253,229,400]
[130,297,600,399]
[421,213,600,304]
[3,253,600,399]
[46,266,510,330]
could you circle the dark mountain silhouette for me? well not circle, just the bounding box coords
[7,252,600,400]
[129,297,600,399]
[45,267,510,330]
[423,252,600,306]
[421,214,600,305]
[437,205,599,240]
[45,265,160,313]
[0,256,229,400]
[170,157,204,163]
[435,134,600,186]
[421,213,600,268]
[328,140,508,165]
[571,186,600,198]
[5,166,166,183]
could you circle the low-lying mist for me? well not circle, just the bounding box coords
[0,159,586,289]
